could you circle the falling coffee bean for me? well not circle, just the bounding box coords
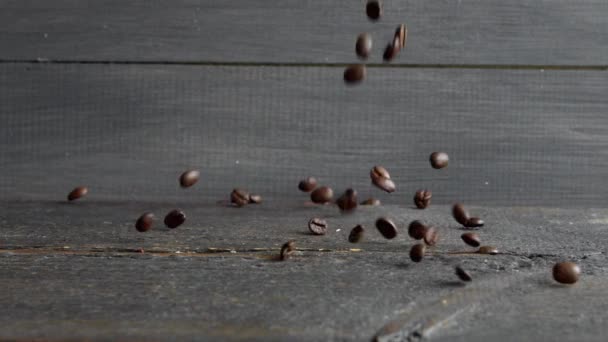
[164,209,186,229]
[135,212,155,232]
[552,261,580,284]
[408,220,428,240]
[414,189,432,209]
[477,246,498,255]
[375,217,397,239]
[249,194,262,204]
[452,203,470,225]
[455,266,472,282]
[356,33,373,59]
[370,166,395,193]
[430,152,449,169]
[280,241,296,261]
[423,226,439,246]
[67,186,88,201]
[361,198,381,206]
[336,188,358,212]
[366,0,382,20]
[308,218,328,235]
[410,243,426,263]
[310,186,334,204]
[344,64,366,84]
[465,217,485,228]
[382,38,400,62]
[461,232,480,247]
[298,177,317,192]
[231,188,250,207]
[349,225,365,243]
[179,170,200,188]
[370,166,391,180]
[395,24,407,49]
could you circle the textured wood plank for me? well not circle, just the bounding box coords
[0,0,607,64]
[1,64,607,206]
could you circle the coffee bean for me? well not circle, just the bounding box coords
[372,176,396,193]
[308,218,328,235]
[408,220,428,240]
[179,170,200,188]
[356,33,373,59]
[349,225,365,243]
[477,245,498,255]
[370,166,391,180]
[410,243,426,262]
[248,194,262,204]
[452,203,470,225]
[455,266,472,282]
[67,186,88,201]
[361,197,381,206]
[430,152,449,169]
[336,188,358,212]
[231,188,250,207]
[395,24,407,49]
[423,226,439,246]
[344,64,366,84]
[414,189,432,209]
[375,217,397,239]
[298,177,317,192]
[383,39,400,62]
[135,212,155,232]
[464,217,485,228]
[366,0,382,20]
[310,186,334,204]
[280,240,296,261]
[553,261,580,284]
[461,232,480,247]
[164,209,186,229]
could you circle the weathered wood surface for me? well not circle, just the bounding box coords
[0,0,607,65]
[1,64,607,207]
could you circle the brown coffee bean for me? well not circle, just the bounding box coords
[308,218,328,235]
[280,240,296,261]
[455,266,472,282]
[375,217,397,239]
[370,166,391,180]
[430,152,449,169]
[135,212,155,232]
[360,197,381,206]
[366,0,382,20]
[298,177,317,192]
[395,24,407,49]
[231,188,250,207]
[452,203,470,225]
[372,176,395,193]
[164,209,186,229]
[477,246,498,255]
[410,243,426,262]
[344,64,366,84]
[336,188,358,212]
[383,38,400,62]
[461,232,480,247]
[179,170,200,188]
[423,226,439,246]
[310,186,334,204]
[408,220,428,240]
[356,33,373,59]
[414,189,432,209]
[67,186,88,201]
[248,194,262,204]
[465,217,485,228]
[349,225,365,243]
[553,261,580,284]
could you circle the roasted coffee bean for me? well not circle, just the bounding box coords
[67,186,88,201]
[135,212,155,232]
[366,0,382,20]
[477,245,498,255]
[310,186,334,204]
[231,188,250,207]
[356,33,373,59]
[164,209,186,229]
[410,243,426,262]
[461,232,480,247]
[344,64,366,84]
[553,261,580,284]
[408,220,428,240]
[349,225,365,243]
[383,39,400,62]
[455,266,472,282]
[370,166,391,180]
[298,177,317,192]
[452,203,470,225]
[375,217,397,239]
[361,197,381,206]
[308,218,328,235]
[336,188,358,212]
[414,189,432,209]
[372,176,395,193]
[280,240,296,261]
[395,24,407,49]
[248,194,262,204]
[423,226,439,246]
[465,217,485,228]
[179,170,200,188]
[430,152,449,169]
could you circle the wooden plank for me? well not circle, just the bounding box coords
[0,0,607,65]
[1,64,607,207]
